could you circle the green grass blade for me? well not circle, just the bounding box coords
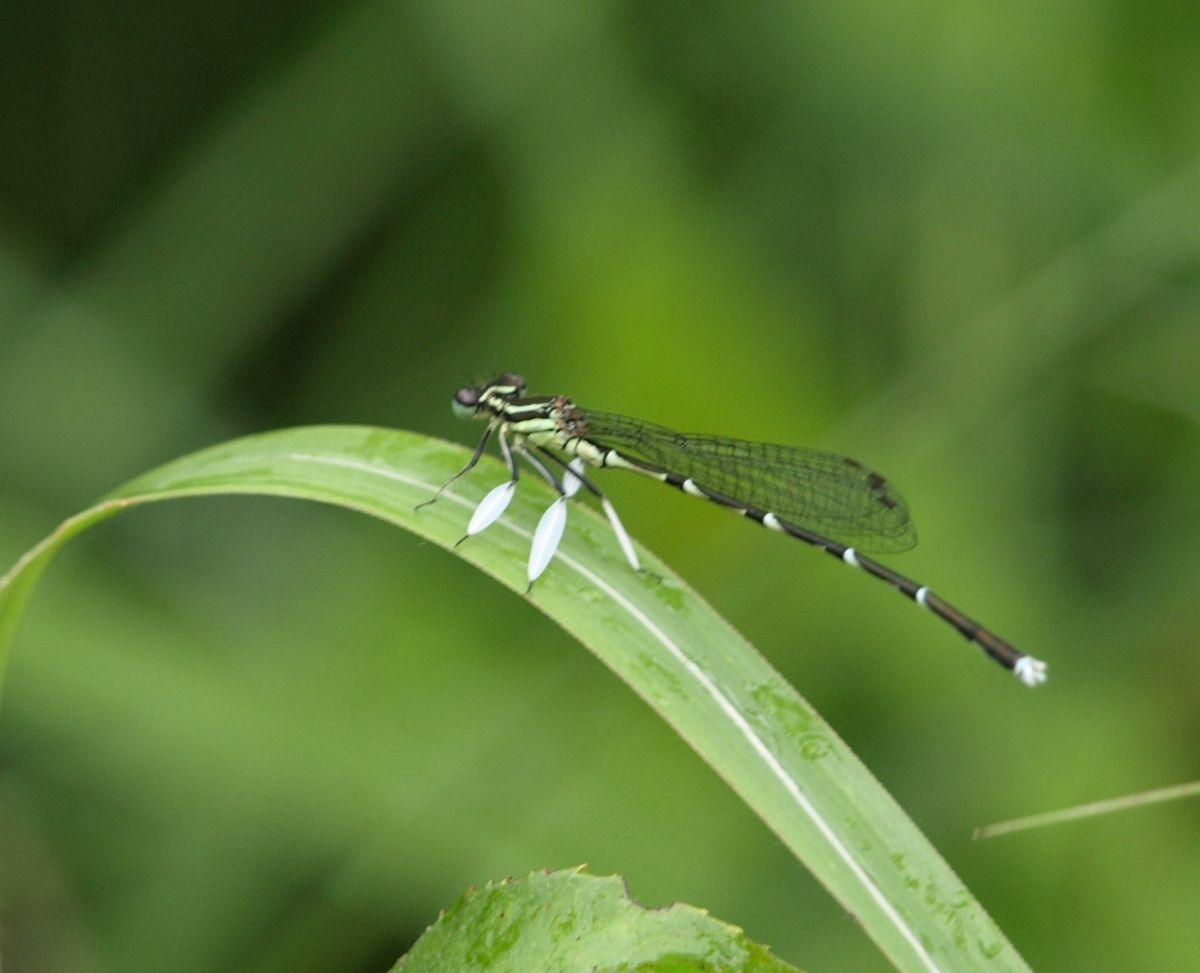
[0,426,1030,972]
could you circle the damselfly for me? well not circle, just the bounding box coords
[425,372,1047,687]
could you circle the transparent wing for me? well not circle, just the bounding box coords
[581,410,917,553]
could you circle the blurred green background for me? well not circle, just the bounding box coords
[2,1,1199,970]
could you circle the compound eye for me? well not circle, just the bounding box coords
[498,372,525,393]
[452,386,479,418]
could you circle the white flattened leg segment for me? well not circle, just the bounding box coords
[467,481,517,535]
[602,497,640,571]
[562,457,586,498]
[528,497,568,583]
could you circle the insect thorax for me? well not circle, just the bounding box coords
[507,396,602,463]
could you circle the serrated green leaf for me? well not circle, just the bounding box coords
[391,868,801,973]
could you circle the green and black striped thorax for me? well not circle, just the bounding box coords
[454,373,589,443]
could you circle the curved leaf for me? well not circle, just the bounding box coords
[0,426,1030,972]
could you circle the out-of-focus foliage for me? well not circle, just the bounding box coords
[0,2,1197,972]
